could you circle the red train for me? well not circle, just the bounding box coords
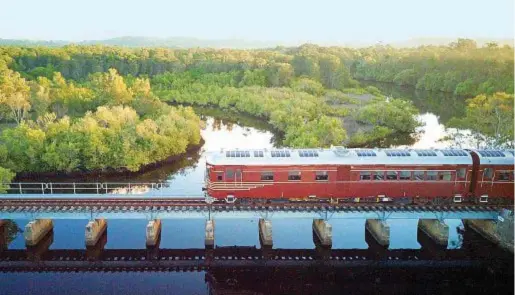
[204,147,514,205]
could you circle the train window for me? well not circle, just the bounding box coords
[315,171,329,181]
[427,171,438,180]
[360,172,371,180]
[414,171,425,180]
[261,172,274,181]
[483,168,493,179]
[373,171,384,181]
[226,169,234,178]
[457,168,466,179]
[399,171,411,180]
[439,171,452,181]
[288,171,301,181]
[386,171,398,180]
[217,173,223,181]
[497,172,511,181]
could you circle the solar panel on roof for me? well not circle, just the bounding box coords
[254,151,264,157]
[356,150,376,157]
[441,149,468,157]
[271,150,291,158]
[478,150,505,157]
[298,150,319,157]
[415,150,437,157]
[385,150,410,157]
[225,150,251,157]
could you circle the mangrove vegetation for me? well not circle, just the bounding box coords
[0,39,513,181]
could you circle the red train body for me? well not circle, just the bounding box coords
[204,148,514,205]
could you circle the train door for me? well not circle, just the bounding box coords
[235,167,243,186]
[336,165,349,198]
[226,166,243,187]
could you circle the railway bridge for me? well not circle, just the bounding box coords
[0,182,513,253]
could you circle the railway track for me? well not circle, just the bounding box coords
[0,198,505,212]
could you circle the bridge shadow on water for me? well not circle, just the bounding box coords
[0,224,512,295]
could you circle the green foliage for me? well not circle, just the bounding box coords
[0,166,15,193]
[290,77,325,96]
[0,69,202,174]
[353,41,513,95]
[1,104,202,173]
[448,92,514,148]
[351,97,421,143]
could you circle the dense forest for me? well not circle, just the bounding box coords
[0,38,513,184]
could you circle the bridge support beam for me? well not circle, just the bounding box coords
[146,219,162,248]
[259,219,273,248]
[205,220,215,249]
[418,219,449,246]
[366,219,390,247]
[85,219,107,247]
[312,219,332,248]
[24,219,53,246]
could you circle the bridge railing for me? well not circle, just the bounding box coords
[1,182,173,195]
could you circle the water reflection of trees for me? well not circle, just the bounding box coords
[348,132,418,148]
[195,107,283,146]
[360,81,467,125]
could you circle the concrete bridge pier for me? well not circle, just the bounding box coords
[26,229,54,261]
[312,219,332,248]
[418,219,449,246]
[205,248,214,264]
[86,231,107,261]
[205,220,215,249]
[366,219,390,247]
[146,219,162,248]
[85,219,107,247]
[259,219,273,248]
[464,218,514,253]
[24,219,53,246]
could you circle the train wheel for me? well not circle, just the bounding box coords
[415,196,429,205]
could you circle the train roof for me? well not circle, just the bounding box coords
[468,149,515,166]
[205,147,485,166]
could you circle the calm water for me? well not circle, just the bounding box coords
[360,80,480,149]
[3,91,514,294]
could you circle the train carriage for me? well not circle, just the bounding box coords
[468,149,515,204]
[203,147,503,205]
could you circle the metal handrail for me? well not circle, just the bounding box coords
[0,182,191,195]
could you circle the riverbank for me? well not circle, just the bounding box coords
[13,139,204,183]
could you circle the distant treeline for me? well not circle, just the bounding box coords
[1,38,513,96]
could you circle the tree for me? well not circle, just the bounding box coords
[0,69,31,124]
[318,55,340,88]
[448,92,514,148]
[267,63,294,87]
[90,68,133,105]
[0,167,14,193]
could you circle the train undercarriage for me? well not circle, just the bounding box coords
[206,194,513,206]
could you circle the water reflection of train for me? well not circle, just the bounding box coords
[204,147,514,205]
